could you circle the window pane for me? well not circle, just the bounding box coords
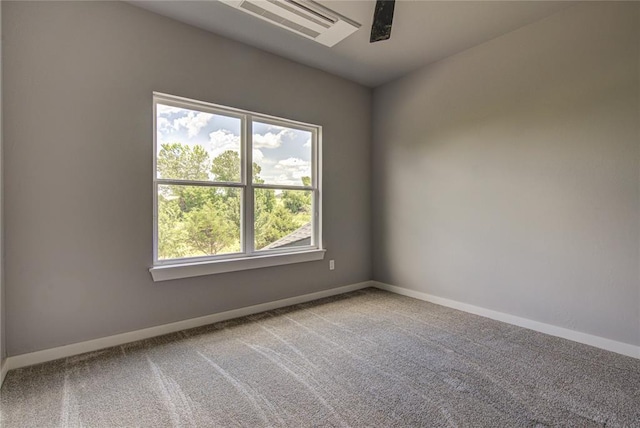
[156,103,241,182]
[254,188,312,251]
[157,184,241,260]
[252,121,312,186]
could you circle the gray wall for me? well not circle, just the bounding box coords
[372,2,640,346]
[3,1,371,355]
[0,0,5,365]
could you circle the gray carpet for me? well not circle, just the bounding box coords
[1,288,639,427]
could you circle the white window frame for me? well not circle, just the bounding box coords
[150,93,324,281]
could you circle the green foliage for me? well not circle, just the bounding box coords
[282,176,311,214]
[158,143,210,180]
[253,163,265,185]
[184,198,240,255]
[255,205,298,250]
[157,143,312,259]
[211,150,241,182]
[177,186,211,213]
[157,196,189,259]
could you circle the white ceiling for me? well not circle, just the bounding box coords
[130,0,572,87]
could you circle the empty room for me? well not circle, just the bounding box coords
[0,0,638,426]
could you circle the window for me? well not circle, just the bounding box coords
[150,93,323,281]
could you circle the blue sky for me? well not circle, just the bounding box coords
[157,103,312,186]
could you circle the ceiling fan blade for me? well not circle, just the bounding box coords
[370,0,395,43]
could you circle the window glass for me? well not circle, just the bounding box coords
[156,103,241,182]
[252,121,312,187]
[154,94,320,265]
[157,184,241,260]
[254,189,312,251]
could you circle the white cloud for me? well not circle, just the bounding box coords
[252,149,264,162]
[304,138,312,148]
[253,129,293,149]
[209,129,240,158]
[265,157,312,185]
[173,111,212,138]
[157,117,172,133]
[276,157,310,168]
[259,172,295,185]
[157,104,184,115]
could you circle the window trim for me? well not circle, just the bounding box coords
[150,249,326,282]
[151,92,323,280]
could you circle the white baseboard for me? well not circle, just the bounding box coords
[3,281,373,376]
[0,358,8,388]
[372,281,640,359]
[4,279,635,390]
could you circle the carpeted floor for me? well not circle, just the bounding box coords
[1,288,639,427]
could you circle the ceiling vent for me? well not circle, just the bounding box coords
[219,0,360,47]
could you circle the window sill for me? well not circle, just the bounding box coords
[149,249,326,282]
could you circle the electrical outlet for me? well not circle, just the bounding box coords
[329,260,335,270]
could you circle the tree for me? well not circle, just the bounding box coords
[282,176,311,214]
[158,143,210,180]
[157,195,189,259]
[253,163,265,184]
[184,199,240,255]
[211,150,240,182]
[156,143,308,257]
[210,150,267,227]
[253,162,276,248]
[158,143,212,213]
[211,149,266,184]
[255,188,277,249]
[255,205,298,250]
[282,190,310,214]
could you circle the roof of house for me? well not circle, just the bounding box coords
[262,222,312,250]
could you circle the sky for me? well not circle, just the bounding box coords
[157,103,312,186]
